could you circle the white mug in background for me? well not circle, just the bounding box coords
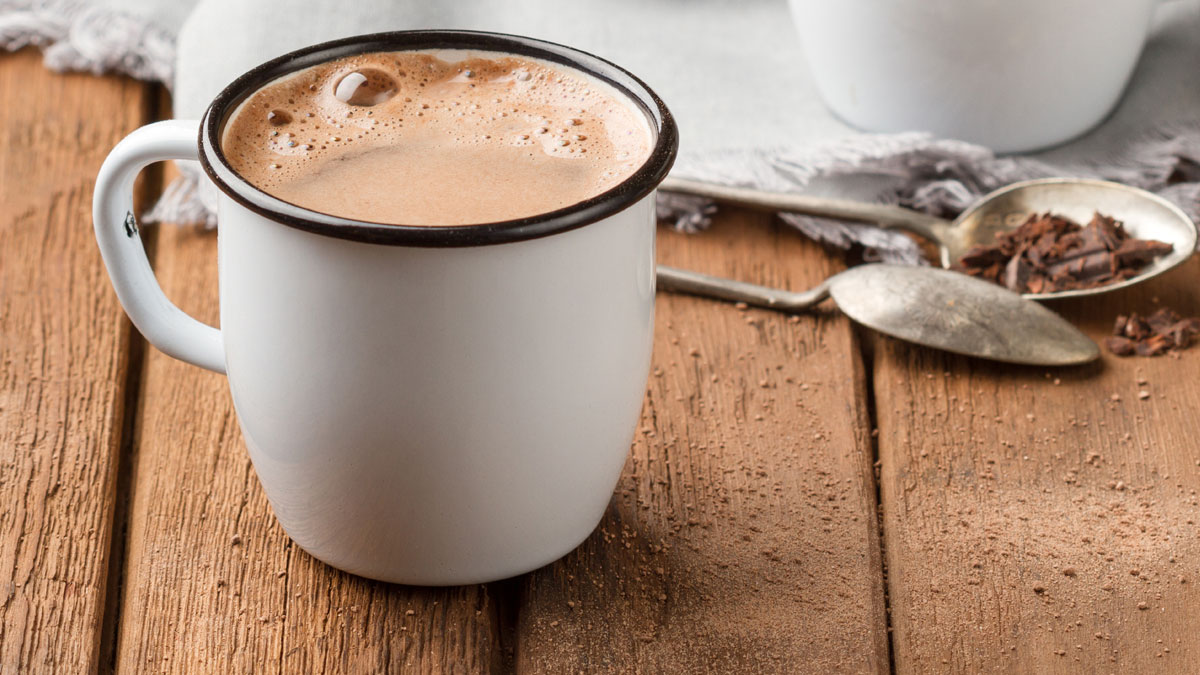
[93,31,678,585]
[789,0,1165,152]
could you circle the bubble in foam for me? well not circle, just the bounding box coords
[267,110,291,126]
[333,69,398,106]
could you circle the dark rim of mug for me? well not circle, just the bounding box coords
[198,30,678,247]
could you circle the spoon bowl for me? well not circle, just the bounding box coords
[936,178,1197,298]
[826,264,1098,365]
[661,176,1198,301]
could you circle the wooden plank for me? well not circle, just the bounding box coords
[115,179,499,673]
[0,51,153,672]
[517,213,891,673]
[877,258,1200,672]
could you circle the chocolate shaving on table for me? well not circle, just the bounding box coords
[1104,308,1200,357]
[957,212,1173,294]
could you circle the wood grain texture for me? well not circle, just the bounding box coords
[0,50,151,673]
[15,39,1200,675]
[115,191,498,674]
[516,213,890,673]
[877,258,1200,673]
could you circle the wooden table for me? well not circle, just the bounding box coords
[4,48,1200,674]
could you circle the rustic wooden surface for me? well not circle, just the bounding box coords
[0,50,150,673]
[876,260,1200,674]
[516,214,889,673]
[5,47,1200,675]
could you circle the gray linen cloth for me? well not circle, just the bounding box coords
[4,0,1199,263]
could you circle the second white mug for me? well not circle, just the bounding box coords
[790,0,1164,152]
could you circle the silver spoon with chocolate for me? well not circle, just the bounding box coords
[661,177,1196,301]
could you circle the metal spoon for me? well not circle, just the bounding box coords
[661,177,1197,300]
[656,264,1099,366]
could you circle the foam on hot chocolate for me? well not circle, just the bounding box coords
[221,50,654,226]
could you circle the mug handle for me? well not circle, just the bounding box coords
[93,119,225,374]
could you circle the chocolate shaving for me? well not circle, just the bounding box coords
[958,212,1172,293]
[1104,308,1200,357]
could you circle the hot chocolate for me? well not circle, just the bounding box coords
[222,50,654,226]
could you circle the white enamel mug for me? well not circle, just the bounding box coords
[93,31,678,585]
[790,0,1165,152]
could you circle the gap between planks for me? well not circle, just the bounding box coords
[97,84,170,675]
[0,50,153,673]
[852,320,901,675]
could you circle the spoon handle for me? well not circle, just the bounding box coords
[656,265,830,312]
[660,176,949,240]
